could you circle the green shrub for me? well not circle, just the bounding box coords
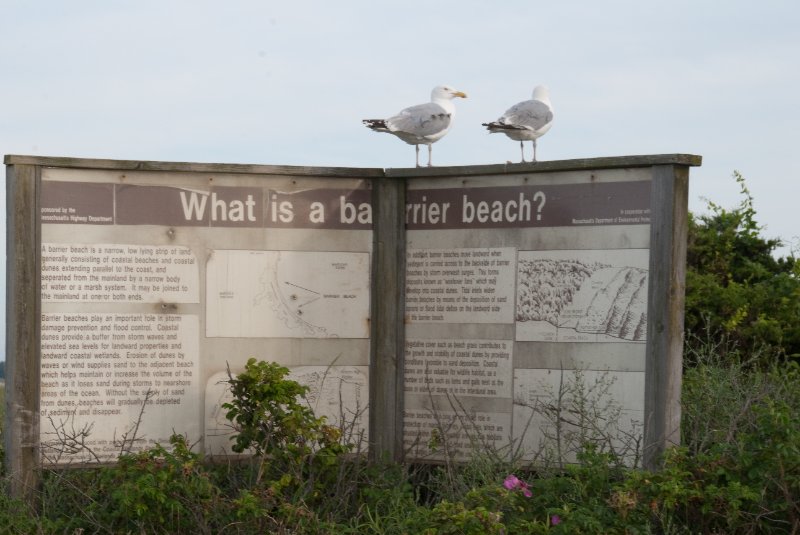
[425,498,506,534]
[41,434,219,534]
[685,171,800,361]
[627,402,799,535]
[524,447,650,534]
[681,336,797,455]
[0,489,39,535]
[224,359,321,458]
[668,349,800,532]
[222,358,352,511]
[735,399,800,530]
[346,462,431,534]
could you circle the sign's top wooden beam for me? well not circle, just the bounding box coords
[5,153,701,177]
[385,154,702,178]
[3,155,385,178]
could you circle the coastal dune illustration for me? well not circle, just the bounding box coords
[516,252,649,343]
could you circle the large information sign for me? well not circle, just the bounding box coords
[6,155,696,492]
[34,164,374,463]
[402,171,657,464]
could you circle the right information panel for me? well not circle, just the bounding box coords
[403,171,651,464]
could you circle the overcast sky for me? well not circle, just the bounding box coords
[2,1,799,353]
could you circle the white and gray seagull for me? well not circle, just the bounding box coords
[363,85,467,167]
[483,85,553,163]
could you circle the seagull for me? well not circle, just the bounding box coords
[483,85,553,163]
[363,85,467,167]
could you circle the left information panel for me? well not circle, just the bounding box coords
[39,168,373,464]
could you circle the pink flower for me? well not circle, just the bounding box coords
[503,474,521,490]
[551,514,561,525]
[503,474,532,497]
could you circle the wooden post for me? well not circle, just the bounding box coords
[643,164,689,469]
[5,163,41,502]
[369,176,406,461]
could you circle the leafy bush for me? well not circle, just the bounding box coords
[681,335,800,455]
[0,489,39,535]
[676,344,800,532]
[40,434,219,534]
[685,171,800,361]
[629,400,799,534]
[224,359,324,458]
[345,462,431,534]
[221,359,352,515]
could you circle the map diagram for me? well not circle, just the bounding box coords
[288,366,369,449]
[511,368,644,463]
[206,250,370,338]
[515,249,649,343]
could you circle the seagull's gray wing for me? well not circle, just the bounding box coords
[386,102,452,139]
[501,100,553,130]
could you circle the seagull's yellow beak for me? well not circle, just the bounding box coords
[454,91,468,98]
